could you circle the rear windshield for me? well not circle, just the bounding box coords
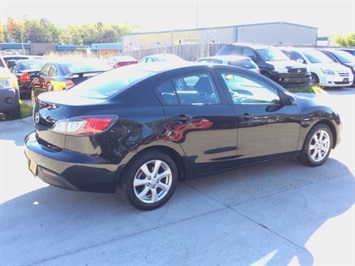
[61,61,110,74]
[230,59,258,69]
[67,67,156,99]
[18,60,47,71]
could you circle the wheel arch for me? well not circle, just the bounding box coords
[311,120,338,149]
[122,145,186,182]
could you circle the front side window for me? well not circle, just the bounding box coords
[219,72,280,104]
[156,73,221,105]
[48,66,57,76]
[40,63,52,77]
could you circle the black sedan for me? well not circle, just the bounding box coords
[24,62,342,210]
[7,58,47,97]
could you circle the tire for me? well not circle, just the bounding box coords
[122,150,178,210]
[5,104,21,120]
[310,73,320,86]
[297,124,333,167]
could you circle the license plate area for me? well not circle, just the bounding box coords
[29,160,37,176]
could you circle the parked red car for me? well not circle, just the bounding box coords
[108,55,138,68]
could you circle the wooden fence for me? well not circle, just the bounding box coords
[123,43,226,61]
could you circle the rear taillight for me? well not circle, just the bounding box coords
[20,72,31,82]
[65,80,75,88]
[52,115,118,135]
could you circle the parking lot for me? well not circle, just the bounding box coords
[1,87,354,265]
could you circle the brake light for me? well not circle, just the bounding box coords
[65,80,75,88]
[20,72,31,82]
[52,115,118,135]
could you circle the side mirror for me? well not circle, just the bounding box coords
[285,93,297,105]
[7,60,17,68]
[249,55,258,63]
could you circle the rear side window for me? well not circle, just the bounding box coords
[156,73,221,105]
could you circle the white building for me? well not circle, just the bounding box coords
[123,22,318,52]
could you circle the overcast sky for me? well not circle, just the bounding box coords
[0,0,354,36]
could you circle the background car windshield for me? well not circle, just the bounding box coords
[67,68,155,99]
[303,50,334,63]
[256,48,289,61]
[331,50,355,63]
[231,59,258,69]
[18,60,46,71]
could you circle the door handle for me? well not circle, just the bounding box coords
[241,113,254,121]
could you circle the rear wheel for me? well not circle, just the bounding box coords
[122,150,178,210]
[297,124,333,167]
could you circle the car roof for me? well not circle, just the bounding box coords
[110,55,137,60]
[119,60,263,76]
[227,43,274,49]
[280,47,316,52]
[318,48,353,54]
[199,55,251,61]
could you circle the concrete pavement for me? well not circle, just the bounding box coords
[1,87,354,265]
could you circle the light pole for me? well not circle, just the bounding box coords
[196,0,199,29]
[20,15,26,55]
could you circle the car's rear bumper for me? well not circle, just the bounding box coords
[24,132,121,193]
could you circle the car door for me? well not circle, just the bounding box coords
[31,63,52,98]
[216,70,301,164]
[155,71,238,174]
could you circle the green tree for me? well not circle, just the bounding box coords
[2,17,133,45]
[332,33,355,47]
[6,17,21,42]
[0,21,6,42]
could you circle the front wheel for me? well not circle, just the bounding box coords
[310,73,320,86]
[122,151,178,210]
[297,124,333,167]
[5,104,21,120]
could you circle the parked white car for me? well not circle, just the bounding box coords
[281,47,354,88]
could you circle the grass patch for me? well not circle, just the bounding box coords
[0,100,33,121]
[285,84,323,93]
[20,100,33,118]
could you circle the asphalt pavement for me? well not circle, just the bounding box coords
[1,87,354,266]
